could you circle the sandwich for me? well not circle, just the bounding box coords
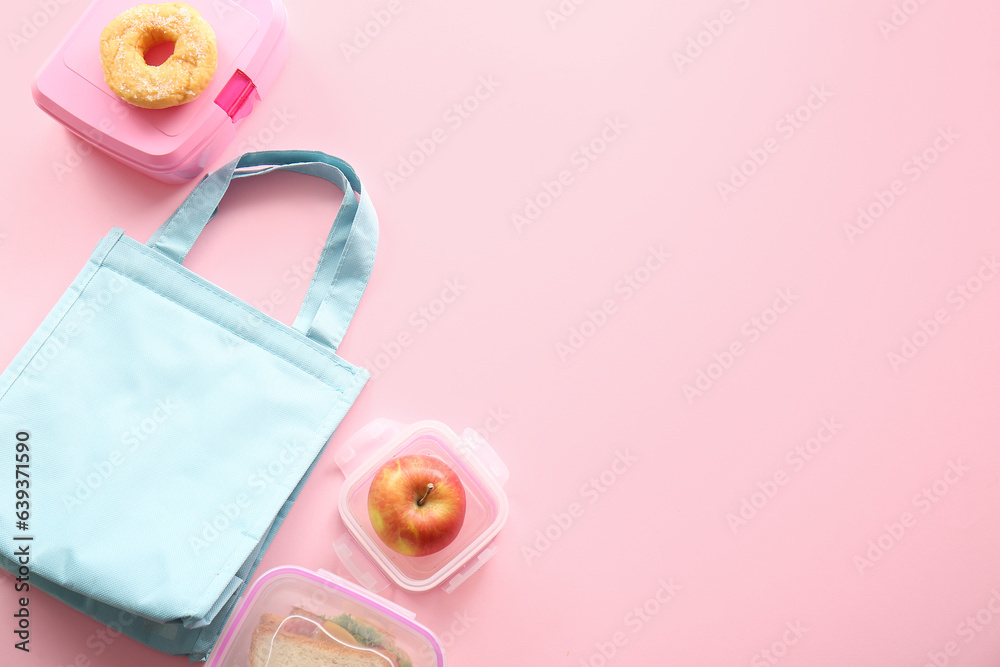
[248,606,414,667]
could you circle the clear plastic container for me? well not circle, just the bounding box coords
[31,0,289,183]
[334,420,510,593]
[207,566,445,667]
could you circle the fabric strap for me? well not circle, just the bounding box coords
[145,150,378,351]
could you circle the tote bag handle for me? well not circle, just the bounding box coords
[145,150,377,352]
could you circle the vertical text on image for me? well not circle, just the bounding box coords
[12,430,33,653]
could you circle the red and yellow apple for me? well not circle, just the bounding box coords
[367,454,467,557]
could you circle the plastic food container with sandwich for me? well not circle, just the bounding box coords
[207,565,445,667]
[333,420,510,594]
[31,0,289,182]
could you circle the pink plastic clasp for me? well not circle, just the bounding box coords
[214,69,259,122]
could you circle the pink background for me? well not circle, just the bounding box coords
[3,0,1000,665]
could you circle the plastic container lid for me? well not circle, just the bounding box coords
[334,420,510,593]
[31,0,289,182]
[208,566,445,667]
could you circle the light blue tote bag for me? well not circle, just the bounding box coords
[0,150,377,660]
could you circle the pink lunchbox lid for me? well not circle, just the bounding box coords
[31,0,288,182]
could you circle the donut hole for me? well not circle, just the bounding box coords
[143,39,176,66]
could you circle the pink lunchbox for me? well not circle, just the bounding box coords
[32,0,289,183]
[207,566,446,667]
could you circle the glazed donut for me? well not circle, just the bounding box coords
[99,3,217,110]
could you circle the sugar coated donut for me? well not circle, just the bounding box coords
[99,3,217,110]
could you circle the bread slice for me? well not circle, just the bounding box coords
[248,613,392,667]
[293,607,408,665]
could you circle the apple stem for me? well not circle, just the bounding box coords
[417,483,435,506]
